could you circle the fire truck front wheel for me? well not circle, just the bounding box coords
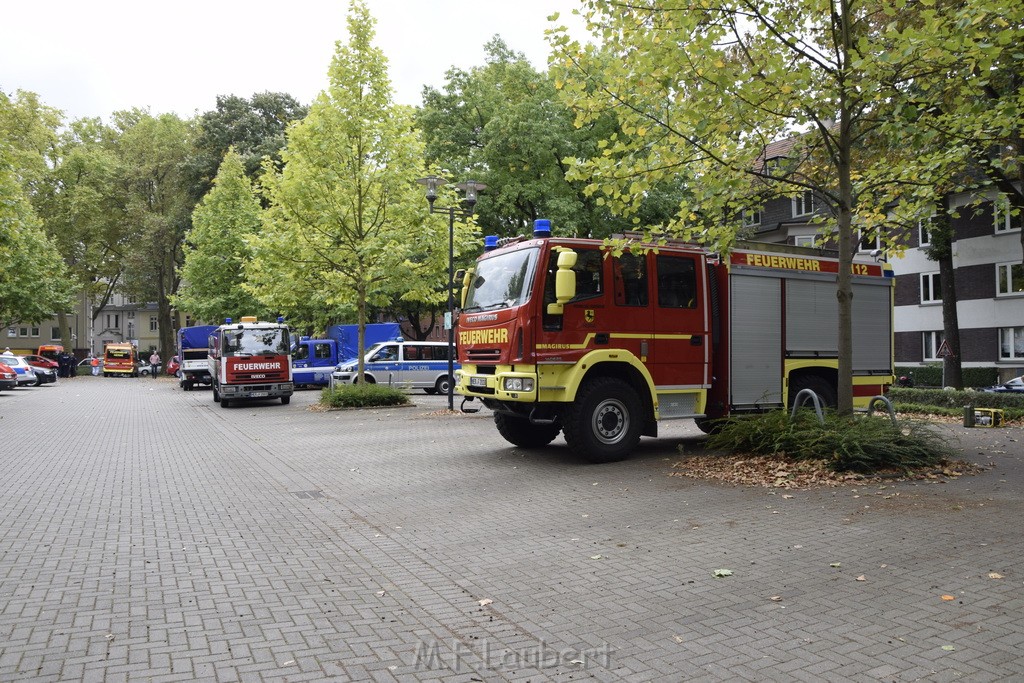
[564,377,642,463]
[494,413,561,448]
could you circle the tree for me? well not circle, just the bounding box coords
[187,92,308,202]
[550,0,1016,414]
[249,0,475,377]
[174,149,269,323]
[112,109,196,357]
[0,91,73,327]
[418,37,678,241]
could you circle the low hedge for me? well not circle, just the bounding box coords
[888,386,1024,422]
[895,365,999,389]
[320,383,410,408]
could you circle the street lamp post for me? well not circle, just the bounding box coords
[416,175,485,411]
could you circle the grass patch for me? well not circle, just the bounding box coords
[320,383,411,409]
[705,410,959,474]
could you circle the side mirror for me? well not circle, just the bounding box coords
[460,268,474,309]
[547,249,578,315]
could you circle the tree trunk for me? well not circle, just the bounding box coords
[933,196,963,388]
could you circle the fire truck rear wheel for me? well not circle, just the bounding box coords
[564,377,642,463]
[789,374,837,409]
[494,413,561,448]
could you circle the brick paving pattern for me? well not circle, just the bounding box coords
[1,376,1022,681]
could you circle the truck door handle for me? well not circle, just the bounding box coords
[690,335,703,346]
[595,333,609,344]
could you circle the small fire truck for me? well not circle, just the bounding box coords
[208,316,294,408]
[455,221,894,462]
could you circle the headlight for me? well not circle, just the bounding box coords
[503,377,534,392]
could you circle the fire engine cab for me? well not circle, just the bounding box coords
[455,220,894,462]
[208,316,294,408]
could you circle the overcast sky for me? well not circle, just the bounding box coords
[1,0,589,123]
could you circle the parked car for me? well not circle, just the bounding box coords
[979,376,1024,393]
[23,354,59,371]
[166,355,180,376]
[138,361,156,376]
[0,361,16,391]
[2,355,43,386]
[77,357,103,375]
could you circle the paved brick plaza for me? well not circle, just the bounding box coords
[1,376,1022,681]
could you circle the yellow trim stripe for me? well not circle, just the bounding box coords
[537,332,692,350]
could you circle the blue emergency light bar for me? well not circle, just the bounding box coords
[533,219,551,237]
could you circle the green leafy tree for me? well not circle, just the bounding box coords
[35,116,132,350]
[418,37,677,241]
[174,149,269,323]
[249,0,475,375]
[187,92,308,202]
[0,142,72,326]
[112,109,196,358]
[551,0,1020,414]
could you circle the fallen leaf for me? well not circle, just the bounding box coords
[590,555,602,560]
[782,494,794,499]
[988,572,1004,579]
[856,575,866,581]
[941,645,955,651]
[712,569,733,577]
[376,590,386,597]
[478,598,493,606]
[941,594,956,601]
[673,635,685,643]
[769,596,783,602]
[830,562,842,568]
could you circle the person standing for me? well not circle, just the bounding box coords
[90,356,100,376]
[149,350,161,379]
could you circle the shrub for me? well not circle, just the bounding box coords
[320,383,410,409]
[705,410,957,473]
[895,365,1000,389]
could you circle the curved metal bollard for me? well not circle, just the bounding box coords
[790,388,825,424]
[865,394,898,427]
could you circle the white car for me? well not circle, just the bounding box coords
[1,355,43,386]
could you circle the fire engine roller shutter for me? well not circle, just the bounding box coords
[851,281,892,373]
[785,279,839,356]
[730,274,784,407]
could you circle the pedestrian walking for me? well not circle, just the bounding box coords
[149,351,161,379]
[90,356,100,376]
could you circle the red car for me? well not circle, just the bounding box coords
[0,361,16,390]
[166,355,180,376]
[23,354,59,370]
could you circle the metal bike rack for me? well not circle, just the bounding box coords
[790,388,825,424]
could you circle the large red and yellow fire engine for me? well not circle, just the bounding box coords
[455,221,894,462]
[208,316,294,408]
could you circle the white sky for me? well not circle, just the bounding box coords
[0,0,589,123]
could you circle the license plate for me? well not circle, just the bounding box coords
[470,376,487,387]
[250,392,269,398]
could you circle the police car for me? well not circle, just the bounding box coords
[330,339,458,394]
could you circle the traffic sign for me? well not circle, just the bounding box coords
[936,340,953,358]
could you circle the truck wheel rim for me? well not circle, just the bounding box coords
[593,398,628,444]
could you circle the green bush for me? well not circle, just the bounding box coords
[320,383,410,409]
[895,365,1000,389]
[705,410,957,474]
[888,386,1024,421]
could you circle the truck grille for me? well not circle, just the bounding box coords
[466,349,502,362]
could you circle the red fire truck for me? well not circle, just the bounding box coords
[455,221,894,462]
[208,316,294,408]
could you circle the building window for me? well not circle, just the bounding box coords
[742,207,762,228]
[923,331,945,361]
[793,235,816,248]
[127,310,134,319]
[1000,327,1024,360]
[997,262,1024,296]
[920,272,941,303]
[995,197,1023,233]
[918,217,932,247]
[19,327,29,337]
[7,328,15,338]
[31,327,39,337]
[106,313,120,329]
[51,327,61,341]
[792,190,814,217]
[859,230,881,252]
[149,316,158,332]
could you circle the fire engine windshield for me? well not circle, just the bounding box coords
[223,328,290,355]
[463,248,538,312]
